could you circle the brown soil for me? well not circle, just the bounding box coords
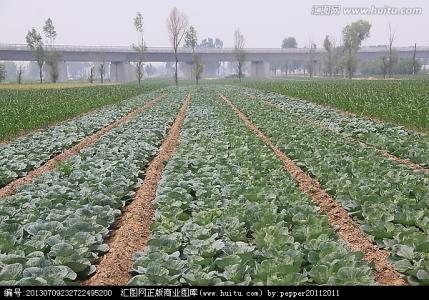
[220,92,406,286]
[0,95,165,198]
[248,93,428,173]
[83,92,191,286]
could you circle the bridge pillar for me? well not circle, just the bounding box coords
[250,61,270,78]
[184,62,193,80]
[43,61,68,82]
[58,62,68,82]
[110,62,134,82]
[313,60,320,76]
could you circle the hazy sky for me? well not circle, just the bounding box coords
[0,0,427,48]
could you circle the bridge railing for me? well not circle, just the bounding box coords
[1,43,428,54]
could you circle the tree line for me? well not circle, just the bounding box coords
[0,13,424,84]
[274,20,421,79]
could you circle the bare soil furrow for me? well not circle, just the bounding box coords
[84,92,191,286]
[246,93,428,173]
[220,92,406,286]
[0,94,165,198]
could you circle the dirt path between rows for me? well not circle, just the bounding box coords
[84,92,191,286]
[219,92,406,286]
[0,95,165,199]
[246,93,428,173]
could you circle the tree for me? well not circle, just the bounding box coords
[305,43,317,78]
[88,65,95,83]
[165,62,174,77]
[0,64,6,83]
[381,56,389,79]
[167,7,188,86]
[281,37,297,48]
[197,37,223,76]
[184,26,203,84]
[233,29,245,82]
[133,12,146,86]
[43,18,60,83]
[145,63,155,77]
[323,35,333,77]
[17,65,24,84]
[193,55,204,85]
[26,28,44,83]
[412,43,418,77]
[280,61,289,76]
[184,26,198,51]
[342,20,371,79]
[99,62,105,83]
[395,57,421,74]
[361,57,421,76]
[332,39,345,77]
[184,26,198,79]
[281,37,297,75]
[387,24,396,78]
[45,52,60,83]
[43,18,57,44]
[215,38,223,48]
[68,62,90,80]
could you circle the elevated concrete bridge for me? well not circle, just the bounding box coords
[1,44,428,81]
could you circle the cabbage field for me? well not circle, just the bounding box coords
[242,80,429,132]
[0,85,428,286]
[0,83,167,141]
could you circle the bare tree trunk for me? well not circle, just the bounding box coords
[348,48,352,80]
[388,24,395,78]
[175,56,178,86]
[238,62,242,82]
[238,61,243,82]
[167,8,188,86]
[412,43,417,77]
[39,66,43,83]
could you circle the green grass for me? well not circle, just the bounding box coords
[0,82,168,141]
[240,79,429,132]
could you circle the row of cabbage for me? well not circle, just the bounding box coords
[128,88,374,286]
[231,86,428,168]
[0,88,187,285]
[222,87,429,285]
[240,80,428,133]
[0,88,167,188]
[0,84,167,141]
